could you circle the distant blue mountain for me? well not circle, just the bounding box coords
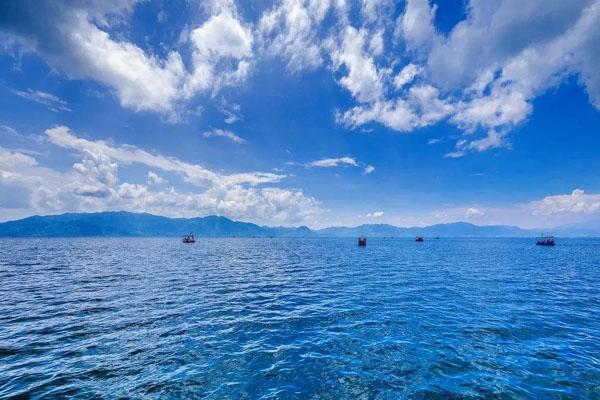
[552,220,600,237]
[0,211,543,237]
[316,222,532,237]
[0,212,312,237]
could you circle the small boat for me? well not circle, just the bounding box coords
[415,236,424,242]
[358,237,367,246]
[182,234,195,243]
[536,235,555,246]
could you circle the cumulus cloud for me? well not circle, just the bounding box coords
[465,207,485,218]
[334,0,600,155]
[1,0,599,155]
[202,128,245,144]
[147,171,165,185]
[396,0,438,53]
[258,0,337,71]
[531,189,600,216]
[0,126,324,225]
[338,84,453,132]
[185,9,254,96]
[329,26,383,103]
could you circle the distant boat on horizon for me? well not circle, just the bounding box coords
[182,234,195,243]
[416,236,424,242]
[536,235,555,246]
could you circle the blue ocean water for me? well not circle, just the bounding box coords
[0,237,599,399]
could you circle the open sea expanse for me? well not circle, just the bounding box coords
[1,237,599,399]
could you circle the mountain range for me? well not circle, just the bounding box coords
[0,211,598,237]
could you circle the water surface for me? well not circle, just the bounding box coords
[1,238,599,398]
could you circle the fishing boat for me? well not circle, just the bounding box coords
[182,234,195,243]
[358,237,367,246]
[536,235,555,246]
[415,236,424,242]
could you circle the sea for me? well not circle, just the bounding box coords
[1,237,599,399]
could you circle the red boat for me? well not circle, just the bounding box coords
[358,237,367,246]
[415,236,424,242]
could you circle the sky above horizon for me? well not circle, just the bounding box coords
[0,0,599,228]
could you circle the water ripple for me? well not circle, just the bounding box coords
[1,237,599,398]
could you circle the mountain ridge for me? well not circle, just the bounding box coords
[2,211,595,237]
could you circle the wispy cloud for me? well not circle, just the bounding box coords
[13,89,71,112]
[365,211,384,218]
[307,157,358,168]
[362,165,375,174]
[202,128,246,144]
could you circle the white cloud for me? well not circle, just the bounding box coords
[338,84,453,132]
[191,12,253,59]
[202,128,246,144]
[362,165,375,174]
[393,63,420,90]
[0,1,254,118]
[46,126,275,186]
[444,150,465,159]
[2,0,599,156]
[0,127,323,225]
[330,26,383,103]
[53,14,186,115]
[336,0,600,155]
[185,10,254,96]
[258,0,337,71]
[147,171,165,185]
[465,207,485,218]
[361,0,394,25]
[219,102,242,124]
[415,189,600,228]
[12,89,71,112]
[307,157,358,168]
[366,210,384,218]
[396,0,438,53]
[531,189,600,216]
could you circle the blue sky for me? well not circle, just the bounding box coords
[0,0,599,228]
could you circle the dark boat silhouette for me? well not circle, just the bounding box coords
[358,237,367,246]
[536,235,555,246]
[415,236,424,242]
[182,234,195,243]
